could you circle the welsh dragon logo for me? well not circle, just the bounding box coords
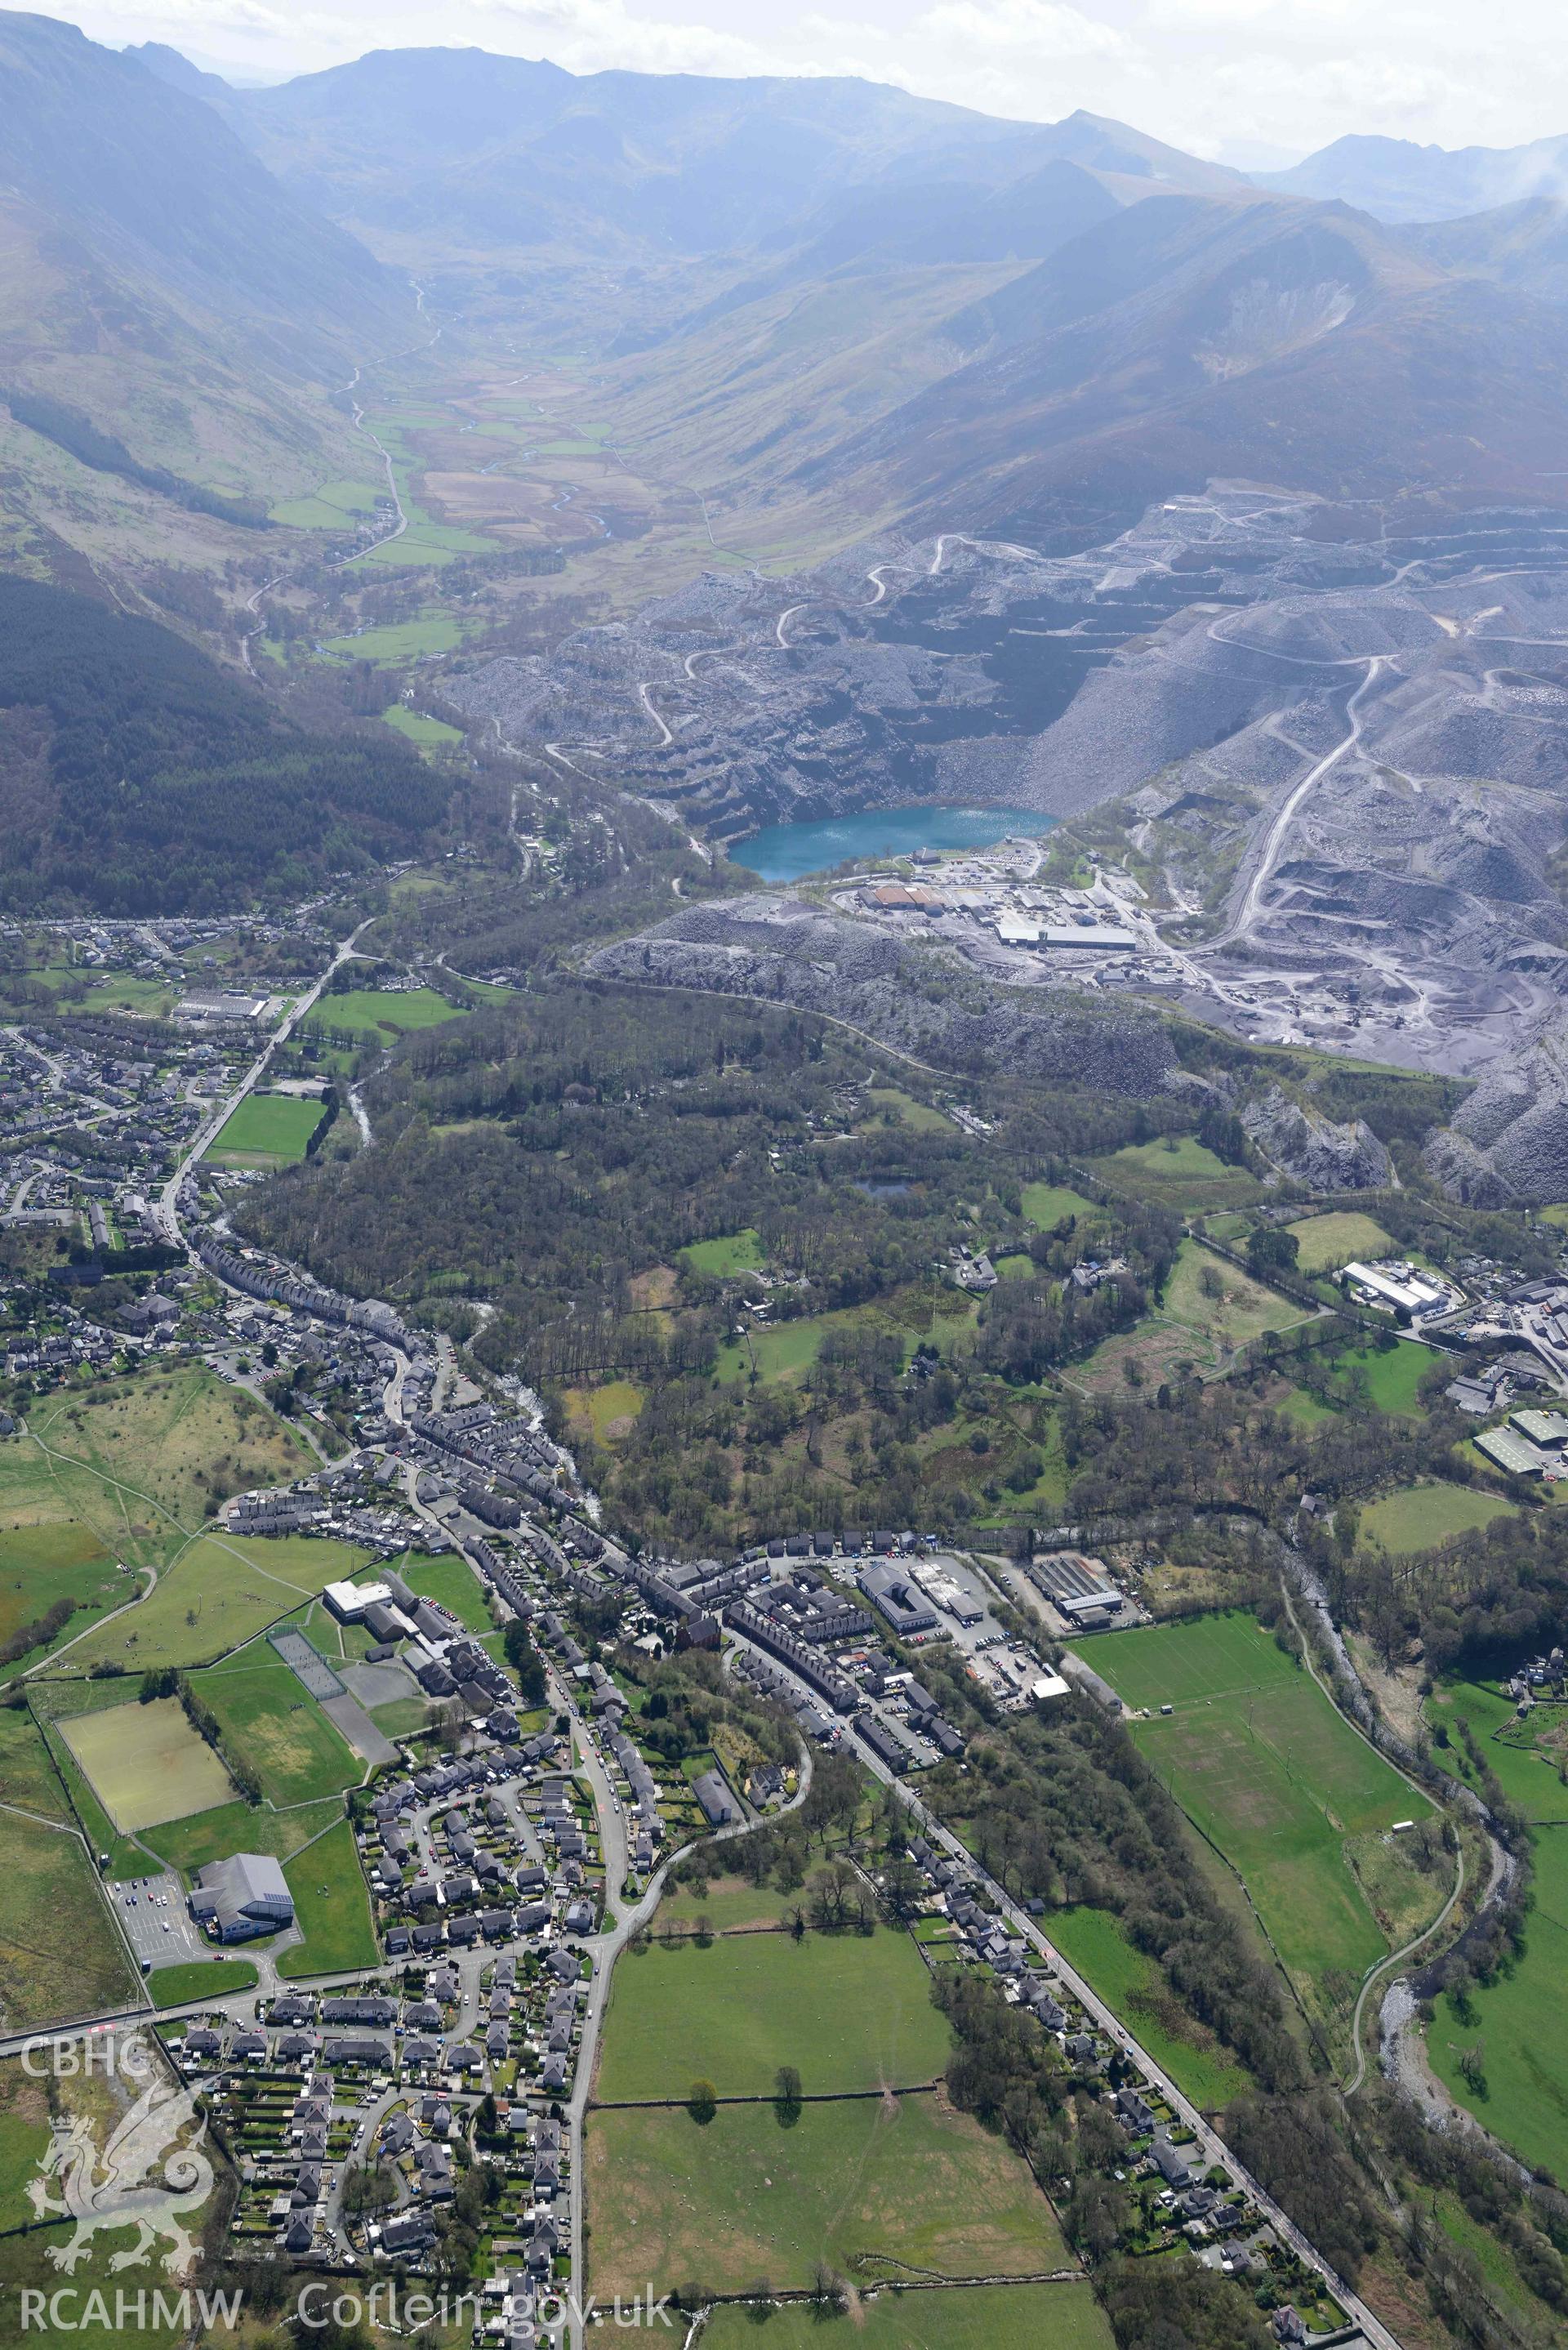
[27,2073,214,2274]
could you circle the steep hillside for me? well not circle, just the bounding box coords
[1403,198,1568,305]
[0,14,407,375]
[788,195,1568,544]
[0,12,414,599]
[0,576,445,914]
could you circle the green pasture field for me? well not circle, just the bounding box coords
[68,1532,372,1674]
[594,1926,951,2100]
[586,2089,1067,2299]
[1426,1680,1568,1823]
[1325,1339,1431,1416]
[715,1289,978,1389]
[567,1380,645,1446]
[1095,1136,1263,1211]
[147,1958,258,2009]
[0,1802,140,2029]
[655,1875,807,1933]
[697,2285,1112,2350]
[1043,1906,1247,2108]
[369,1697,430,1738]
[397,1552,493,1633]
[305,986,470,1043]
[207,1093,324,1170]
[680,1229,765,1277]
[0,1519,123,1678]
[0,1705,71,1822]
[1426,1823,1568,2181]
[61,1695,234,1831]
[863,1086,950,1135]
[1361,1482,1517,1557]
[324,610,475,663]
[278,1818,378,1978]
[270,475,382,529]
[1160,1240,1307,1349]
[1285,1211,1394,1273]
[1280,1386,1338,1428]
[140,1795,342,1880]
[382,704,464,747]
[1022,1181,1098,1227]
[2,1364,312,1580]
[189,1659,359,1806]
[1080,1612,1430,2024]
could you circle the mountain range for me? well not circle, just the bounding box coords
[11,12,1568,600]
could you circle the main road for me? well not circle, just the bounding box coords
[154,918,372,1249]
[719,1616,1404,2350]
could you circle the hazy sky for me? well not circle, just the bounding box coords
[46,0,1568,166]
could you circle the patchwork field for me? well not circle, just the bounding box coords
[696,2286,1112,2350]
[595,1927,952,2100]
[1361,1481,1517,1556]
[270,474,382,529]
[208,1093,324,1170]
[1079,1612,1434,2032]
[62,1695,234,1831]
[1076,1240,1306,1391]
[1427,1680,1568,1823]
[586,2090,1068,2297]
[1285,1211,1394,1273]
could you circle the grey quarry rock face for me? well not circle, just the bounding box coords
[443,480,1568,1082]
[588,896,1178,1098]
[1241,1086,1394,1192]
[1428,1028,1568,1204]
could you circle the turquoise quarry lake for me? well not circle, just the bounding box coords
[728,803,1056,884]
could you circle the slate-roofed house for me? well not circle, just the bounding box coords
[1151,2136,1194,2189]
[690,1769,737,1826]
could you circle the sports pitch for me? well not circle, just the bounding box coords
[1079,1612,1432,2012]
[62,1696,234,1830]
[595,1924,952,2100]
[189,1659,359,1805]
[208,1094,325,1169]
